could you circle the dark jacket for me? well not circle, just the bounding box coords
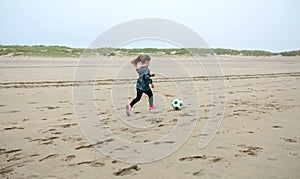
[136,66,152,91]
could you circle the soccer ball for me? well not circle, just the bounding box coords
[172,99,183,110]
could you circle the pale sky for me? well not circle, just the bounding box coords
[1,0,299,52]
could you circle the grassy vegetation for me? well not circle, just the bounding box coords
[0,45,299,57]
[0,45,84,57]
[280,50,300,56]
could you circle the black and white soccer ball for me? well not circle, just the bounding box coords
[172,99,183,110]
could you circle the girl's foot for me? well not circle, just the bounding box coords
[149,104,158,112]
[126,105,132,116]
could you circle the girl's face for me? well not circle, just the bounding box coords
[143,60,150,66]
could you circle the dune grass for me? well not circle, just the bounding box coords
[0,45,299,58]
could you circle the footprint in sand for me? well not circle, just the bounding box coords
[4,110,19,114]
[62,136,83,143]
[179,155,207,161]
[237,144,263,157]
[0,166,14,175]
[164,94,175,97]
[0,148,22,155]
[60,123,77,128]
[3,126,24,130]
[62,112,73,116]
[69,160,105,167]
[192,169,205,176]
[59,101,69,103]
[79,161,105,167]
[179,155,223,163]
[0,159,29,175]
[210,157,223,163]
[153,141,174,145]
[29,154,40,157]
[65,155,76,161]
[75,139,114,150]
[22,118,30,122]
[246,131,254,134]
[281,138,297,143]
[39,154,60,161]
[75,143,93,150]
[272,125,283,128]
[113,165,140,176]
[42,106,59,110]
[7,155,23,162]
[42,128,56,134]
[26,136,59,145]
[27,101,38,104]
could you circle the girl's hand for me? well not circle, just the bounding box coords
[151,73,155,77]
[151,83,154,88]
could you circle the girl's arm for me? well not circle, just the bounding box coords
[144,74,153,86]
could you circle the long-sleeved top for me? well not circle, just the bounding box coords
[136,66,152,91]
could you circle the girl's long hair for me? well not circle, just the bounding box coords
[131,54,151,66]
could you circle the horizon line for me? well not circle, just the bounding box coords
[0,44,299,53]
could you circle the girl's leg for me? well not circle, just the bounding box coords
[130,90,143,107]
[145,89,154,107]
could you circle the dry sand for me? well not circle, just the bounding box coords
[0,55,300,178]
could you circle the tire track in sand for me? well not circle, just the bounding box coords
[0,72,299,89]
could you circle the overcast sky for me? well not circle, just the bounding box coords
[1,0,299,52]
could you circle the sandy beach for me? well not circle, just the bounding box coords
[0,55,300,178]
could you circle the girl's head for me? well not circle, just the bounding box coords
[131,54,151,66]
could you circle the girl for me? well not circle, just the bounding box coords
[126,54,157,116]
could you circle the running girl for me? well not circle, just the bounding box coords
[126,55,157,116]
